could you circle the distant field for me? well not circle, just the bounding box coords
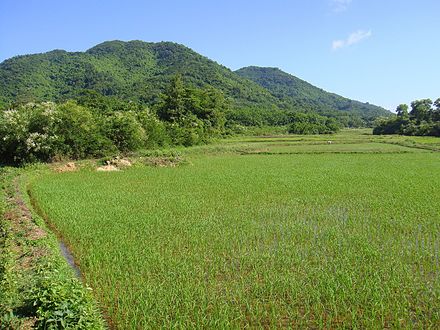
[241,142,427,154]
[29,130,440,328]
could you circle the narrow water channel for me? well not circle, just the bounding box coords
[59,241,82,279]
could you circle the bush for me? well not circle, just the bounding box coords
[55,101,114,158]
[288,113,340,135]
[137,109,170,148]
[0,83,235,163]
[102,111,146,152]
[166,115,206,146]
[31,264,105,329]
[0,102,61,164]
[0,102,119,164]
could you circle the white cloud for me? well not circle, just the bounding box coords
[331,0,352,13]
[332,40,345,50]
[332,30,372,50]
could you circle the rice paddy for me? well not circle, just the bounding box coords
[28,130,440,328]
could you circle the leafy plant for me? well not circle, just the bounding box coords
[31,266,104,329]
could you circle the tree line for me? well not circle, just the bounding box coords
[373,98,440,136]
[0,75,340,164]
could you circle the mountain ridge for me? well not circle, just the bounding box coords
[0,40,391,124]
[235,66,388,122]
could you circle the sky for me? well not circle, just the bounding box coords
[0,0,439,111]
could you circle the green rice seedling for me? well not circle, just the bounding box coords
[28,131,440,328]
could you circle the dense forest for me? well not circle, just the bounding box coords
[373,98,440,136]
[235,66,388,126]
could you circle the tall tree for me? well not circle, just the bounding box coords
[410,99,432,122]
[432,98,440,122]
[156,74,187,122]
[396,104,409,118]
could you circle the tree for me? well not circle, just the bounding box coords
[396,104,409,118]
[288,112,340,135]
[191,87,227,134]
[410,99,432,123]
[155,74,228,145]
[156,74,186,122]
[373,97,440,136]
[433,98,440,122]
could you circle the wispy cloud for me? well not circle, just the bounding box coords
[332,30,372,50]
[331,0,352,13]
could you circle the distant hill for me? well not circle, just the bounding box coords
[0,40,391,124]
[235,66,389,121]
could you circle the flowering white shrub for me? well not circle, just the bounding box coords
[0,102,62,163]
[0,101,116,163]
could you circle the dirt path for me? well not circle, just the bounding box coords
[1,176,50,328]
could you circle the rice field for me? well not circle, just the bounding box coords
[29,131,440,328]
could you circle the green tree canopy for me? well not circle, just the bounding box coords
[396,104,409,118]
[410,99,432,123]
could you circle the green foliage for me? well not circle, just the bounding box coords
[165,115,205,146]
[288,112,340,134]
[225,106,290,127]
[156,74,187,122]
[103,111,146,152]
[0,102,117,164]
[156,74,226,146]
[55,101,114,159]
[0,40,390,128]
[31,265,104,330]
[396,104,409,118]
[136,109,170,148]
[373,98,440,136]
[409,98,433,123]
[0,77,228,163]
[235,66,391,125]
[0,102,61,163]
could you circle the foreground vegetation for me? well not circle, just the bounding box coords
[26,130,440,328]
[0,167,105,328]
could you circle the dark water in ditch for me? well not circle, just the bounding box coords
[59,241,82,279]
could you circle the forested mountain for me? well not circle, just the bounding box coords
[235,66,389,124]
[0,41,278,109]
[0,40,390,125]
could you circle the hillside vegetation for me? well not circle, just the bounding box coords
[0,41,279,110]
[0,40,390,126]
[236,66,389,126]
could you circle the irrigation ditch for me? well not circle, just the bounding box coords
[0,169,106,329]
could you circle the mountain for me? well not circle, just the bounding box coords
[0,40,279,109]
[235,66,389,121]
[0,40,391,124]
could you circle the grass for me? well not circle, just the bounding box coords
[28,130,440,328]
[0,167,105,329]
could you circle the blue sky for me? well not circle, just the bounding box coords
[1,0,438,111]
